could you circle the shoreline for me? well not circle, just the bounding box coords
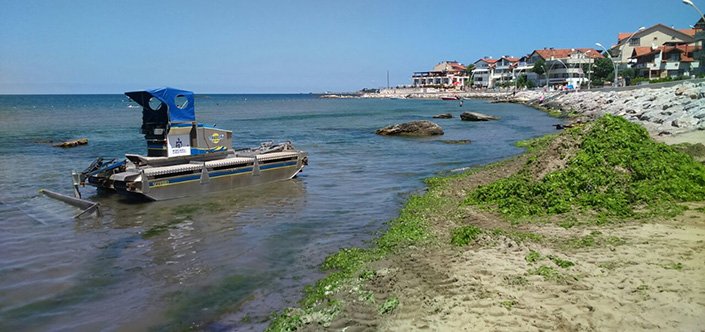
[355,80,705,145]
[266,86,705,331]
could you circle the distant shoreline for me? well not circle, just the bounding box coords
[353,79,705,144]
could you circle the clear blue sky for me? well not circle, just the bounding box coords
[0,0,698,94]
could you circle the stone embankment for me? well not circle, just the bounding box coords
[365,81,705,136]
[509,81,705,136]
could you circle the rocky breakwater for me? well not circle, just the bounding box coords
[511,81,705,136]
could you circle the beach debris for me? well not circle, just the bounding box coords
[459,112,499,121]
[433,113,453,119]
[376,120,444,136]
[53,138,88,148]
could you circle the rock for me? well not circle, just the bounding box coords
[687,89,702,99]
[675,85,687,96]
[637,113,652,121]
[693,109,705,119]
[671,117,695,128]
[459,112,499,121]
[376,120,444,136]
[684,102,698,111]
[53,138,88,148]
[439,139,471,144]
[433,113,453,119]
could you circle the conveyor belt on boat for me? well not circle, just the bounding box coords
[142,151,301,177]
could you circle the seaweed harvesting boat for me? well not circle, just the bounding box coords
[72,87,308,201]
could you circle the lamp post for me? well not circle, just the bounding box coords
[684,0,705,75]
[617,26,646,86]
[585,50,593,89]
[596,42,618,87]
[683,0,705,22]
[547,57,568,90]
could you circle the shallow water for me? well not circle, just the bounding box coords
[0,94,558,330]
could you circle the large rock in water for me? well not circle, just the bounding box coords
[460,111,499,121]
[376,120,444,136]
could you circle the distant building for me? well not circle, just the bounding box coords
[526,48,603,87]
[471,56,521,88]
[412,61,469,89]
[512,55,540,87]
[611,24,696,66]
[471,58,498,88]
[631,44,701,78]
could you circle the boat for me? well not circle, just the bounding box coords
[73,87,308,201]
[441,96,461,100]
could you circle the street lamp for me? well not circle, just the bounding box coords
[683,0,705,22]
[585,50,593,89]
[596,42,618,87]
[684,0,705,75]
[617,26,646,85]
[546,56,568,87]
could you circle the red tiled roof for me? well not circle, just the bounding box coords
[501,56,520,62]
[533,48,604,60]
[617,24,697,44]
[476,58,498,64]
[632,46,655,57]
[679,29,697,37]
[633,44,701,62]
[449,63,466,71]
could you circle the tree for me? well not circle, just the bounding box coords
[531,59,546,86]
[592,58,614,84]
[516,74,535,89]
[464,64,476,87]
[465,64,475,74]
[531,58,545,76]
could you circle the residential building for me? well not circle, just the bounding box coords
[494,56,520,86]
[512,56,540,87]
[471,58,497,88]
[470,56,520,88]
[631,44,701,78]
[611,24,696,66]
[412,61,469,89]
[526,48,603,87]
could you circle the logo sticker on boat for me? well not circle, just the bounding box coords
[167,134,191,157]
[210,133,224,144]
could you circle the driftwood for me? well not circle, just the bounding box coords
[54,138,88,148]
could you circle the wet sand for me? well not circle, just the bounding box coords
[654,129,705,145]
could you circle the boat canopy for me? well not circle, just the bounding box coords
[125,87,196,123]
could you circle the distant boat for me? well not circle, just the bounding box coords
[441,96,461,100]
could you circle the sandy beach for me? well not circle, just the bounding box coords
[325,157,705,331]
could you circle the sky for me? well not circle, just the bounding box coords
[0,0,699,94]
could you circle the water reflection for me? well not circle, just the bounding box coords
[1,179,307,330]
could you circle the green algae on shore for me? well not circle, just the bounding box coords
[466,115,705,220]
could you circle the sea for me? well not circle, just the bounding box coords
[0,94,558,331]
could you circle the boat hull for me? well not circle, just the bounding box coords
[95,150,307,201]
